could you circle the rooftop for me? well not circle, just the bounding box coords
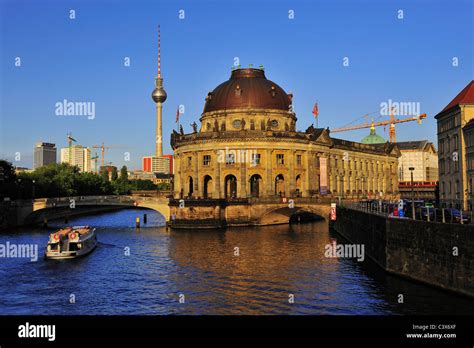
[440,80,474,113]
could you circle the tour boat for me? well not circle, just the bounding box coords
[45,226,97,260]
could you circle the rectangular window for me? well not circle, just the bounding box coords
[251,153,261,165]
[203,155,211,166]
[296,154,302,166]
[276,154,284,165]
[187,156,192,166]
[226,153,235,164]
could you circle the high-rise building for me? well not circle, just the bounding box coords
[142,155,171,174]
[162,154,173,174]
[143,156,152,172]
[435,80,474,209]
[33,142,56,169]
[60,145,92,172]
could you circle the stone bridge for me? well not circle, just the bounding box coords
[169,197,334,229]
[3,195,335,229]
[6,195,170,227]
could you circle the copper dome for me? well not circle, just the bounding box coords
[203,68,292,113]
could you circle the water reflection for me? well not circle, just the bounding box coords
[0,208,472,315]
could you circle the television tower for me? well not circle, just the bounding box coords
[151,25,167,157]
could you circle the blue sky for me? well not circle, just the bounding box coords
[1,0,472,170]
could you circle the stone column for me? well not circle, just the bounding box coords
[213,150,221,198]
[174,154,181,198]
[265,149,273,196]
[305,152,312,197]
[289,150,295,197]
[240,158,247,198]
[306,151,315,196]
[193,151,199,197]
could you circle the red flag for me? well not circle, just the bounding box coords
[312,103,319,118]
[175,106,180,123]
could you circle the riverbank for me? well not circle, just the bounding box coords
[331,206,474,299]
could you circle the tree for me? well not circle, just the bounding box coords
[111,167,118,181]
[119,166,128,181]
[101,170,109,182]
[10,163,115,198]
[0,160,17,183]
[0,160,18,198]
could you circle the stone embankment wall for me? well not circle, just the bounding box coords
[332,207,474,298]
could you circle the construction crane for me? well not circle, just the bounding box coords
[91,153,99,173]
[331,112,427,143]
[66,133,77,164]
[92,143,127,167]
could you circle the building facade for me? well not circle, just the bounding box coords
[463,119,474,210]
[435,80,474,209]
[396,140,438,201]
[60,145,92,173]
[142,156,171,174]
[171,67,400,200]
[397,141,438,182]
[33,142,56,169]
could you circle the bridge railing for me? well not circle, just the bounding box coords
[344,201,474,225]
[248,196,336,205]
[15,195,136,206]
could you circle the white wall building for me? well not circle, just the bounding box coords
[397,141,438,182]
[60,146,92,172]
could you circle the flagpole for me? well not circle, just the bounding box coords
[176,106,180,132]
[316,100,319,128]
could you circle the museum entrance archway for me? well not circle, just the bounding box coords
[188,177,193,197]
[295,174,302,197]
[224,175,237,199]
[249,174,262,198]
[203,175,213,198]
[275,174,285,196]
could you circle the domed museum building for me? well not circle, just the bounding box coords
[171,67,400,201]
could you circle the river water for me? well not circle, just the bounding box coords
[0,208,472,315]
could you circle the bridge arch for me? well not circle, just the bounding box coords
[17,196,171,225]
[257,205,328,226]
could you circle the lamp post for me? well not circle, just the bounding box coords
[409,167,415,220]
[32,180,36,199]
[17,178,22,200]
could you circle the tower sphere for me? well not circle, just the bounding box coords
[152,87,167,103]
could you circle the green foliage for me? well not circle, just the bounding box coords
[3,162,114,199]
[101,170,109,181]
[0,161,167,199]
[129,179,157,191]
[120,165,128,181]
[156,182,170,191]
[0,160,18,198]
[111,167,118,181]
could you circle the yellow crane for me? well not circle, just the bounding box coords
[66,133,77,164]
[91,153,99,173]
[91,143,127,167]
[331,112,427,143]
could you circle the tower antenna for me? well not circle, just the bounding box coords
[157,25,161,78]
[151,24,167,157]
